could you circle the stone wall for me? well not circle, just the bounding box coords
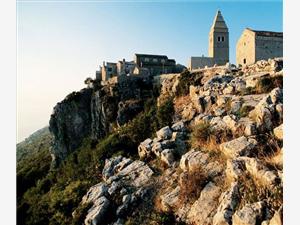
[255,35,283,62]
[236,29,256,66]
[188,57,215,70]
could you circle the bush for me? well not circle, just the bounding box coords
[255,76,283,94]
[190,121,213,147]
[178,170,208,205]
[156,97,175,128]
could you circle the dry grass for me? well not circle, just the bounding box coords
[237,172,282,213]
[178,170,208,205]
[190,121,233,150]
[174,95,192,115]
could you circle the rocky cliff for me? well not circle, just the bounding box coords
[76,58,283,225]
[49,76,154,166]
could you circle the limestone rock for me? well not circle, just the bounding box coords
[181,103,197,121]
[82,183,108,204]
[187,182,221,225]
[213,182,240,225]
[84,196,110,225]
[138,138,153,159]
[160,186,181,211]
[49,88,93,166]
[223,115,237,132]
[273,124,283,140]
[160,149,175,166]
[232,201,266,225]
[226,158,246,181]
[239,157,279,186]
[220,136,257,158]
[171,121,186,132]
[156,126,172,140]
[180,149,209,172]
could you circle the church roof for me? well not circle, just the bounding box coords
[246,28,283,37]
[211,10,228,30]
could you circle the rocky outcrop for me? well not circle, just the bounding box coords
[220,136,257,159]
[213,182,240,225]
[49,76,155,166]
[187,182,221,225]
[232,201,267,225]
[80,156,154,225]
[138,122,187,165]
[49,88,93,166]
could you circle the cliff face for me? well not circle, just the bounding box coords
[49,88,93,166]
[49,76,155,166]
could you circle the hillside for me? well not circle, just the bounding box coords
[17,58,283,225]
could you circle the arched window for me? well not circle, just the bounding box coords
[221,36,225,42]
[243,58,246,64]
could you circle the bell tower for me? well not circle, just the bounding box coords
[208,10,229,65]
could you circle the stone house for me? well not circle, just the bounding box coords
[101,61,117,81]
[188,10,229,70]
[236,28,283,66]
[117,59,136,76]
[134,53,177,76]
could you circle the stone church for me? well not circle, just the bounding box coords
[236,28,283,66]
[188,10,229,70]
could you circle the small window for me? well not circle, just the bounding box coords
[153,58,158,63]
[108,68,112,72]
[144,57,150,62]
[244,42,246,46]
[161,59,166,63]
[243,58,246,64]
[218,36,221,42]
[221,36,225,42]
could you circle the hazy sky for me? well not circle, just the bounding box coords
[17,0,282,143]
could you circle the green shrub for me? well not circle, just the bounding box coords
[190,121,212,146]
[156,97,175,128]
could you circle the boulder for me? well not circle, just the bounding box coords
[231,100,242,114]
[181,103,197,121]
[82,183,108,204]
[232,201,266,225]
[239,157,279,186]
[138,138,153,159]
[84,196,110,225]
[156,126,172,140]
[269,88,283,104]
[160,149,175,166]
[273,124,283,140]
[226,158,246,181]
[213,182,240,225]
[160,186,181,211]
[220,136,257,159]
[223,85,235,95]
[223,115,237,132]
[102,156,124,181]
[180,149,209,172]
[187,182,221,225]
[171,121,186,132]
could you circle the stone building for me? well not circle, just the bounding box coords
[188,10,229,70]
[117,59,136,76]
[134,53,177,76]
[101,61,117,81]
[236,28,283,66]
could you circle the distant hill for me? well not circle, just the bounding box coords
[17,126,53,162]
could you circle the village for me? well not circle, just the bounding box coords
[94,10,283,85]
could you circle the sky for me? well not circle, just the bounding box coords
[17,0,283,143]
